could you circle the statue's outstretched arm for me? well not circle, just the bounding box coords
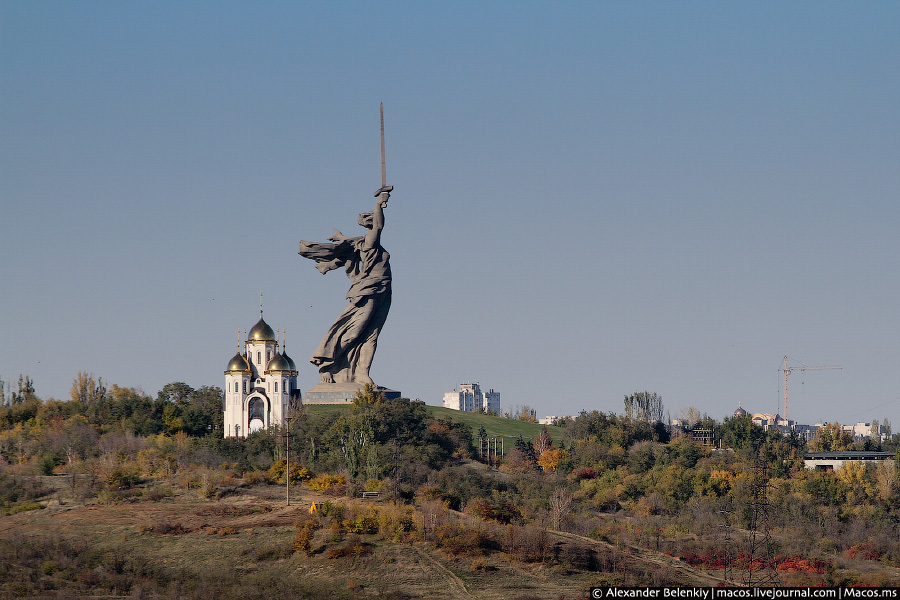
[364,190,388,250]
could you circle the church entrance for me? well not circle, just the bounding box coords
[248,397,266,433]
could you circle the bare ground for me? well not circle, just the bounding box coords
[12,480,896,598]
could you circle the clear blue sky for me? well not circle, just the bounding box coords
[2,2,899,428]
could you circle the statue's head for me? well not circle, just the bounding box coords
[357,211,374,229]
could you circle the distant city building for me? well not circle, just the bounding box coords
[751,413,790,429]
[224,311,300,438]
[539,415,574,426]
[729,405,820,441]
[443,383,500,414]
[792,423,819,443]
[725,405,894,447]
[842,422,873,440]
[803,451,895,471]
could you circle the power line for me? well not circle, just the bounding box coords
[840,395,900,423]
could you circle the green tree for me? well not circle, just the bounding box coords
[180,386,223,436]
[162,403,184,434]
[332,412,373,478]
[12,375,38,404]
[720,415,765,450]
[69,372,105,405]
[157,382,194,407]
[808,422,853,452]
[514,435,539,469]
[627,441,657,473]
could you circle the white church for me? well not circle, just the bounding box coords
[223,311,301,438]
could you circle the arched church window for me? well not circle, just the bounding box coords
[257,351,261,364]
[243,381,247,393]
[234,382,238,393]
[275,381,278,393]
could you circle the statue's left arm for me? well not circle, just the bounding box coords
[299,238,356,274]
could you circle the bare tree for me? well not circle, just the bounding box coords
[676,405,702,429]
[534,426,553,454]
[624,391,664,423]
[549,487,573,531]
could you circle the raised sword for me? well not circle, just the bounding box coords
[375,102,393,199]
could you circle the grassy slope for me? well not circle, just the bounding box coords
[3,485,722,597]
[425,405,567,442]
[302,403,568,443]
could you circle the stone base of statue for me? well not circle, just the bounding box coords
[303,382,401,404]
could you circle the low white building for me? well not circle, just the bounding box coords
[803,451,895,471]
[539,415,573,425]
[443,383,500,414]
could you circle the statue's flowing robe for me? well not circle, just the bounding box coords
[298,237,391,383]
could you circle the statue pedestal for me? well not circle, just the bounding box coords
[303,382,401,404]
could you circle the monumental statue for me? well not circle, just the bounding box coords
[298,105,399,401]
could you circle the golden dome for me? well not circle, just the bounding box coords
[226,353,250,372]
[266,353,291,372]
[247,317,276,342]
[282,351,297,372]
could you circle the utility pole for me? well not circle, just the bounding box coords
[284,416,293,506]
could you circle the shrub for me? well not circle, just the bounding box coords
[574,467,598,480]
[433,524,494,556]
[342,507,380,534]
[846,542,882,561]
[465,497,524,525]
[199,471,218,499]
[325,537,373,559]
[312,501,345,520]
[243,470,268,485]
[471,558,498,572]
[141,521,189,535]
[38,454,57,476]
[308,473,346,492]
[104,464,140,490]
[1,501,44,516]
[97,488,143,504]
[377,505,417,542]
[293,519,320,556]
[502,525,551,563]
[144,484,173,502]
[255,543,291,561]
[268,459,311,484]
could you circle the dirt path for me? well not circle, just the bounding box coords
[550,529,729,587]
[413,545,476,599]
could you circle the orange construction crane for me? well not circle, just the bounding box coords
[779,356,841,422]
